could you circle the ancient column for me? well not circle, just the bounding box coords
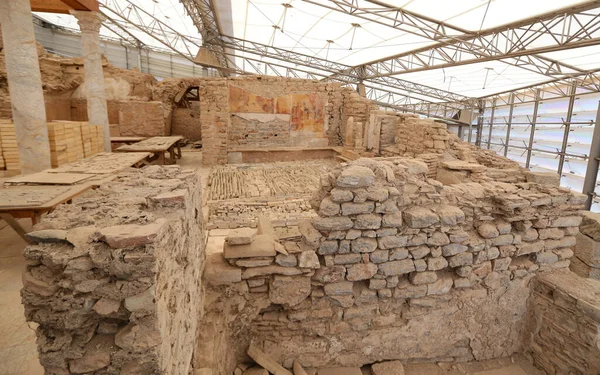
[0,0,52,174]
[71,11,111,152]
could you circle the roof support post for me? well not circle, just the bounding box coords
[557,83,577,176]
[71,10,111,152]
[475,99,485,147]
[504,93,515,157]
[583,101,600,210]
[525,89,541,169]
[487,98,496,149]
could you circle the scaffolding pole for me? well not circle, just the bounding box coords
[583,101,600,210]
[557,83,577,176]
[525,90,540,168]
[504,93,515,157]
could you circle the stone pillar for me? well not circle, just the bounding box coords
[71,11,111,152]
[0,0,51,174]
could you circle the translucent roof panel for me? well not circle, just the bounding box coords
[31,0,600,101]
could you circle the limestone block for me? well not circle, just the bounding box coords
[351,238,377,253]
[448,253,473,268]
[226,228,258,245]
[377,235,408,249]
[269,276,311,306]
[551,216,582,228]
[403,207,439,228]
[324,281,354,296]
[313,266,346,283]
[371,361,405,375]
[98,219,168,248]
[570,256,600,279]
[93,298,121,315]
[69,335,113,373]
[318,240,339,255]
[334,254,362,265]
[427,276,453,295]
[298,220,322,246]
[298,252,320,269]
[428,232,450,246]
[336,166,375,188]
[477,223,499,239]
[410,271,438,285]
[312,217,353,231]
[370,250,389,263]
[244,367,268,375]
[441,244,468,257]
[382,212,403,227]
[204,254,242,286]
[276,254,298,267]
[341,201,374,216]
[427,257,448,271]
[354,214,382,230]
[575,233,600,267]
[22,271,57,297]
[526,171,560,186]
[224,235,278,259]
[320,198,341,217]
[434,205,465,226]
[347,263,378,281]
[330,188,354,203]
[580,211,600,241]
[379,259,415,276]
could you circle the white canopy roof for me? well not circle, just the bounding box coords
[35,0,600,99]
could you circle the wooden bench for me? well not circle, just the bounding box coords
[115,136,183,165]
[0,185,92,243]
[110,136,147,145]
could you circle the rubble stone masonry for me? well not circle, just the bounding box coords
[21,165,205,375]
[203,157,588,371]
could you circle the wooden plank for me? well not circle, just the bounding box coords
[0,185,91,211]
[5,171,96,185]
[47,152,150,174]
[111,136,147,143]
[115,136,183,153]
[30,0,98,13]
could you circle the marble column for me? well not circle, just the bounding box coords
[71,11,111,152]
[0,0,51,174]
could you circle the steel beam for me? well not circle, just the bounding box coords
[557,83,577,176]
[310,0,590,82]
[583,101,600,210]
[504,93,515,157]
[525,90,541,168]
[486,99,496,149]
[98,0,474,111]
[334,1,600,80]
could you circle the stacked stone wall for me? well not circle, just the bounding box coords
[525,270,600,374]
[203,157,586,371]
[21,165,205,375]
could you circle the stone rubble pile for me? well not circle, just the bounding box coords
[21,165,205,375]
[208,198,317,230]
[230,345,405,375]
[204,157,585,368]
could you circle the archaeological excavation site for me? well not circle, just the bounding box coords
[1,1,600,375]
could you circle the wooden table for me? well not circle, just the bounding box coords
[47,152,151,174]
[0,185,92,243]
[111,136,147,145]
[115,136,183,165]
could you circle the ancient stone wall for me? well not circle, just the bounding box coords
[525,270,600,374]
[203,157,586,372]
[21,165,205,375]
[572,211,600,279]
[172,103,202,141]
